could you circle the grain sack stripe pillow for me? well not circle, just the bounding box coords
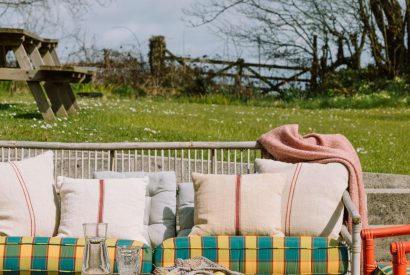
[285,163,302,236]
[57,177,148,244]
[255,159,348,239]
[9,161,36,236]
[98,179,105,223]
[190,172,286,236]
[235,175,241,236]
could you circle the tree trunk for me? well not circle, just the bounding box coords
[359,0,385,70]
[406,0,410,65]
[369,0,405,76]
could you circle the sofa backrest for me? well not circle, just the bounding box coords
[0,141,263,182]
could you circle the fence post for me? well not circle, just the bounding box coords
[0,46,6,67]
[149,36,166,80]
[310,35,319,94]
[103,49,111,69]
[234,58,244,96]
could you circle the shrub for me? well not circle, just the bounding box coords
[321,68,410,97]
[112,85,137,98]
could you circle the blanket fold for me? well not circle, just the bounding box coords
[153,256,243,275]
[258,124,368,228]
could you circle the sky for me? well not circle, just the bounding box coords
[61,0,240,61]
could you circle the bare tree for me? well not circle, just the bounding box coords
[358,0,410,76]
[186,0,410,78]
[186,1,365,72]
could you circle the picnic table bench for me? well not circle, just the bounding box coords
[0,28,94,120]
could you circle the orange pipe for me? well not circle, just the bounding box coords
[361,225,410,275]
[391,241,410,275]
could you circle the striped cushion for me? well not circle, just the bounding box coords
[0,237,153,274]
[375,262,410,275]
[153,236,349,275]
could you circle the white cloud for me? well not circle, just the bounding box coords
[79,0,227,57]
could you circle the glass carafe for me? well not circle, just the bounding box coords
[82,223,111,275]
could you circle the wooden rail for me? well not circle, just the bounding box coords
[164,50,310,93]
[148,36,313,94]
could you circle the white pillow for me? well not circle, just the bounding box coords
[56,177,148,245]
[0,151,58,236]
[255,158,348,239]
[189,172,286,236]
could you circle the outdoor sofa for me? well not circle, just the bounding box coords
[0,140,362,275]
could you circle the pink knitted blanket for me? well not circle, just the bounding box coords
[258,124,368,228]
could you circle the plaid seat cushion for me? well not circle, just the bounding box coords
[0,236,153,274]
[374,262,410,275]
[153,236,349,275]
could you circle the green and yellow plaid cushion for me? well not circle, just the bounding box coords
[153,236,349,275]
[374,262,410,275]
[0,236,153,274]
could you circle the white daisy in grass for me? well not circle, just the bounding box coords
[144,128,160,134]
[356,147,367,154]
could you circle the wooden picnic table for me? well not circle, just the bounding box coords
[0,28,94,120]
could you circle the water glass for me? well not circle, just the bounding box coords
[116,246,141,275]
[82,223,110,275]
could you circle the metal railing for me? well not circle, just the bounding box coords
[0,141,264,182]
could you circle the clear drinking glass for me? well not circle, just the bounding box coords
[116,246,141,275]
[82,223,111,275]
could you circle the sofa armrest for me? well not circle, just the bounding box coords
[342,190,361,225]
[361,225,410,275]
[341,191,362,275]
[391,241,410,275]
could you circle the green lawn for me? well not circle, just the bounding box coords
[0,92,409,174]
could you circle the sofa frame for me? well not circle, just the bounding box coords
[361,225,410,275]
[0,140,362,275]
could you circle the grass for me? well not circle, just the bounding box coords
[0,89,409,175]
[172,91,410,109]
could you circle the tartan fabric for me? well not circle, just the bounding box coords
[153,236,349,275]
[374,262,410,275]
[0,236,153,274]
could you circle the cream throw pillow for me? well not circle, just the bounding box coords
[189,172,286,236]
[255,159,348,239]
[0,151,57,236]
[56,177,148,245]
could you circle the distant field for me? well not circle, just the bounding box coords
[0,92,408,174]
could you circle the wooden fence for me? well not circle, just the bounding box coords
[149,36,317,94]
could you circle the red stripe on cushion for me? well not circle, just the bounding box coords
[98,179,105,223]
[9,161,36,236]
[285,163,302,236]
[235,175,241,235]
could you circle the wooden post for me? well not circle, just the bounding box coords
[43,82,69,117]
[103,49,111,69]
[45,83,76,115]
[0,46,6,67]
[27,44,45,67]
[149,36,166,79]
[234,58,244,97]
[9,81,16,96]
[310,35,319,95]
[14,44,56,119]
[14,44,33,70]
[27,82,55,121]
